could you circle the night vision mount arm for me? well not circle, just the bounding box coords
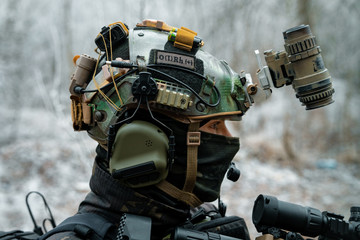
[240,50,272,107]
[246,24,335,110]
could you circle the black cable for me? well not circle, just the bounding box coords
[147,63,206,80]
[145,95,173,136]
[25,191,56,235]
[147,63,222,107]
[43,218,54,233]
[145,95,176,168]
[80,61,221,108]
[106,95,143,162]
[79,68,138,93]
[146,66,221,107]
[113,95,142,128]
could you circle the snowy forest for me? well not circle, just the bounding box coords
[0,0,359,238]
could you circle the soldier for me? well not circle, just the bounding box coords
[41,19,255,240]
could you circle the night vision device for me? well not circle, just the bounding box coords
[254,24,334,110]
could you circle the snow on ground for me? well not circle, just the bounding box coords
[0,107,96,231]
[0,92,359,239]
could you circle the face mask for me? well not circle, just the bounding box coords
[166,123,240,202]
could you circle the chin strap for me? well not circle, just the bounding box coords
[183,121,201,192]
[156,121,202,208]
[155,181,202,208]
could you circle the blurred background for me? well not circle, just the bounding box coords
[0,0,359,238]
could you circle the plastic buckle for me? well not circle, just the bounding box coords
[187,132,201,146]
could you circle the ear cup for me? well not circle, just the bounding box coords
[110,120,169,187]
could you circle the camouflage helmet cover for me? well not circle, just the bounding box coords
[76,21,250,147]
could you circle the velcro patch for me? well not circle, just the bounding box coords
[155,50,195,70]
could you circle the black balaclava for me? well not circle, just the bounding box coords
[165,119,240,202]
[78,117,240,239]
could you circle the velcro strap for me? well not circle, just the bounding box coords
[156,180,202,208]
[174,27,198,51]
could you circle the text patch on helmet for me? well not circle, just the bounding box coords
[155,50,195,70]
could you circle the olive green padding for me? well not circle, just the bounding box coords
[109,120,169,188]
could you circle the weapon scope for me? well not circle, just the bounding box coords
[252,194,360,240]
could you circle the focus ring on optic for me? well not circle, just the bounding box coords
[285,36,317,55]
[299,88,335,103]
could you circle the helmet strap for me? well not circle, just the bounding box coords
[183,121,201,192]
[155,181,202,208]
[155,121,202,208]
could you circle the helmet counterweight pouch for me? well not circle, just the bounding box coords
[110,120,169,188]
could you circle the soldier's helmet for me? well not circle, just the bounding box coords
[70,20,249,207]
